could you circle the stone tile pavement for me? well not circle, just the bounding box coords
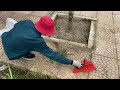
[0,11,120,79]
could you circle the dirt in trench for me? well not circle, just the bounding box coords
[52,17,91,45]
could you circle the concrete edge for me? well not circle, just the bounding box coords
[56,12,97,21]
[50,12,97,49]
[88,21,95,49]
[42,36,87,48]
[51,12,58,20]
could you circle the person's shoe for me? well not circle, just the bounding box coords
[23,53,35,60]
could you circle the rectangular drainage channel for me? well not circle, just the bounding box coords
[42,12,97,50]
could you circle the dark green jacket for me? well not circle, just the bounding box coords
[1,20,72,65]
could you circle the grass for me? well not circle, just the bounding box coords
[6,64,13,79]
[0,64,57,79]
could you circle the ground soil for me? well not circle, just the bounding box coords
[52,17,91,45]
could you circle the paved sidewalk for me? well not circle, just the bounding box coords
[0,11,120,79]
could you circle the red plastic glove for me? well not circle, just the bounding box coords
[73,59,96,73]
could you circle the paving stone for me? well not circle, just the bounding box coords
[0,22,6,30]
[0,50,36,70]
[57,65,87,79]
[0,11,14,21]
[95,28,115,43]
[97,15,113,25]
[0,20,4,24]
[95,40,117,59]
[57,64,74,79]
[9,58,36,70]
[113,11,120,15]
[97,21,114,30]
[13,11,32,14]
[57,49,90,79]
[72,72,88,79]
[113,14,120,23]
[88,76,103,79]
[116,44,120,60]
[31,11,53,17]
[114,22,120,45]
[114,22,120,32]
[66,49,91,62]
[97,12,113,27]
[10,13,29,21]
[88,54,119,79]
[30,48,91,79]
[115,32,120,44]
[118,61,120,78]
[30,54,61,77]
[97,11,113,17]
[112,21,120,44]
[57,64,88,79]
[27,15,40,23]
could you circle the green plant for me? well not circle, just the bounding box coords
[59,50,69,57]
[6,64,13,79]
[0,64,57,79]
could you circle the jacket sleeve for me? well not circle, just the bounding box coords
[33,40,73,65]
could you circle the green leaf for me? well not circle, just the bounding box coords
[8,64,13,79]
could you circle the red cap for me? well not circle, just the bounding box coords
[34,16,56,35]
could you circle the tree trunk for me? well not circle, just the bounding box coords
[68,11,74,30]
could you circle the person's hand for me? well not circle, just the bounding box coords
[72,60,84,68]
